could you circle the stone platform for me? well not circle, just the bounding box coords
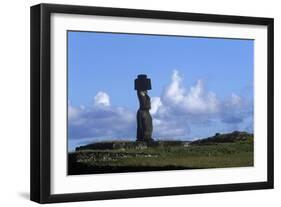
[75,140,190,151]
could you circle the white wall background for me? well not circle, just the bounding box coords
[0,0,279,206]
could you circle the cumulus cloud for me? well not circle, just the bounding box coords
[150,97,162,115]
[68,102,81,121]
[68,91,135,141]
[68,70,253,145]
[153,117,190,138]
[220,93,253,125]
[162,70,185,105]
[150,70,252,139]
[162,70,219,114]
[94,91,110,107]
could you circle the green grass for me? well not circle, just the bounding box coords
[68,139,253,174]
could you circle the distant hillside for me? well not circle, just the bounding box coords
[190,131,253,145]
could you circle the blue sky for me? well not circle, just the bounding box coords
[68,31,254,151]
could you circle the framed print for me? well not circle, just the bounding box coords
[30,3,274,203]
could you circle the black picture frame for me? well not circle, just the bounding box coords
[30,3,274,204]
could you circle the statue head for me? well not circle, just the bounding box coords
[134,74,151,91]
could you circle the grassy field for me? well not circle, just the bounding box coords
[68,132,253,175]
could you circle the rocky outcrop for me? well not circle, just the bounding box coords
[190,131,253,145]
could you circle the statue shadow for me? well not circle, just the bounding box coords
[18,192,29,200]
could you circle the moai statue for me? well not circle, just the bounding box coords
[134,74,153,142]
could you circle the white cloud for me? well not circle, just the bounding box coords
[228,93,243,108]
[153,117,190,139]
[184,80,219,114]
[162,70,185,104]
[150,70,252,139]
[69,92,135,141]
[94,91,110,107]
[162,70,220,114]
[150,97,162,115]
[68,103,80,121]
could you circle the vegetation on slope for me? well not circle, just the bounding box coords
[68,131,254,175]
